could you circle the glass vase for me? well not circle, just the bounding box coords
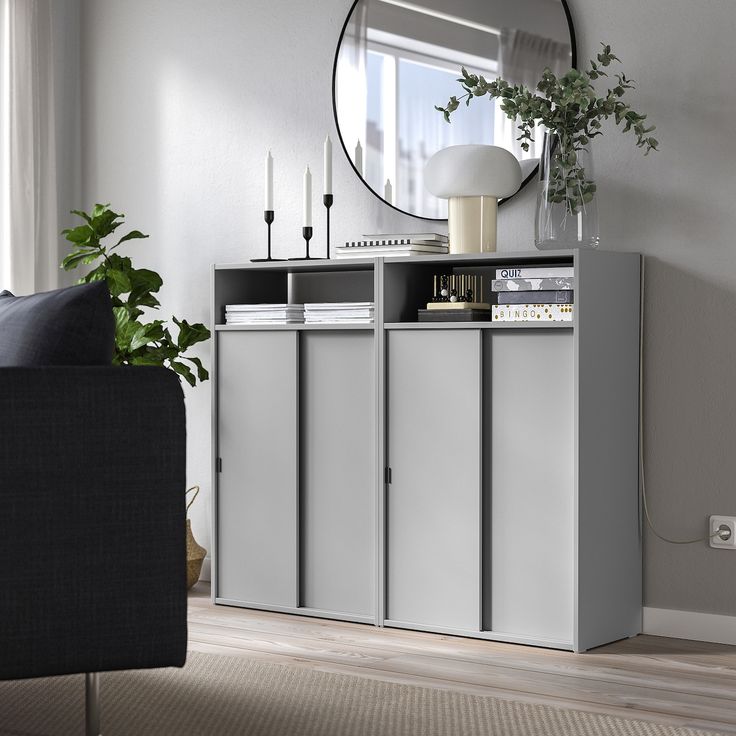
[535,133,599,250]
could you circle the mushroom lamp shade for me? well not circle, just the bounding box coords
[425,145,523,254]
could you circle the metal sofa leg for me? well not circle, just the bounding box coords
[85,672,101,736]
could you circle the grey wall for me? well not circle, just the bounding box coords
[80,0,736,615]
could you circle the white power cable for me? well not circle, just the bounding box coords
[639,258,720,544]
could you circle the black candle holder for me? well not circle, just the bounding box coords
[251,210,283,262]
[303,226,313,259]
[289,225,325,260]
[323,194,333,259]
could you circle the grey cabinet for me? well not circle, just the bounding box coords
[213,249,642,651]
[386,330,481,630]
[486,331,574,643]
[215,327,375,623]
[217,331,298,607]
[386,330,576,644]
[300,332,375,617]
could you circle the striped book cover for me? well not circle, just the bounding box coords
[344,239,447,247]
[492,277,575,292]
[491,304,574,322]
[498,290,574,305]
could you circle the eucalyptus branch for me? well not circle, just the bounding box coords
[436,43,658,217]
[436,43,658,155]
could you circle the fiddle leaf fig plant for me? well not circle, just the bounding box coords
[436,43,658,215]
[61,204,211,386]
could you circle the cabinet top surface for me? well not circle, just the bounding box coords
[214,249,639,273]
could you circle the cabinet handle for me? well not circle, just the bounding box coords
[384,467,392,485]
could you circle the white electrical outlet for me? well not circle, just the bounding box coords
[709,516,736,549]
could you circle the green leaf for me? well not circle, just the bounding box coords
[113,306,130,332]
[84,264,107,282]
[106,269,132,297]
[113,229,149,248]
[143,320,165,341]
[106,253,132,272]
[128,292,161,310]
[183,355,209,382]
[130,352,164,366]
[70,209,93,225]
[92,209,124,238]
[115,319,140,351]
[61,251,94,271]
[128,320,166,351]
[127,306,144,321]
[129,268,163,296]
[170,360,196,387]
[63,224,94,245]
[129,325,151,352]
[174,318,211,349]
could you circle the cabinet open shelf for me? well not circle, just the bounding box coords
[382,254,574,324]
[214,251,578,328]
[213,262,375,327]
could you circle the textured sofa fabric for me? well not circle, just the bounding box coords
[0,281,115,366]
[0,366,187,680]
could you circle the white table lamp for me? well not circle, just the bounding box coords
[425,145,523,254]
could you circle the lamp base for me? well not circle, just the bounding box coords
[448,196,498,254]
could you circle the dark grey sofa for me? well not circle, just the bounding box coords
[0,365,188,732]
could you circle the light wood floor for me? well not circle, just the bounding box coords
[188,583,736,734]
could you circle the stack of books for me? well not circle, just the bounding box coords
[304,302,374,325]
[225,303,304,325]
[418,303,491,322]
[334,233,448,259]
[491,266,574,322]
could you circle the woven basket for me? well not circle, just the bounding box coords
[186,486,207,590]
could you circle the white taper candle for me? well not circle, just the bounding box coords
[324,135,333,195]
[303,166,312,227]
[265,150,273,210]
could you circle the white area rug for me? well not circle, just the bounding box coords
[0,651,723,736]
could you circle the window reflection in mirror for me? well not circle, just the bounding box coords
[334,0,574,219]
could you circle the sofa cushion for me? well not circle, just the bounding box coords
[0,282,115,366]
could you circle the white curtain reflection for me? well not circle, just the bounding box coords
[495,28,571,161]
[335,2,368,174]
[397,59,492,218]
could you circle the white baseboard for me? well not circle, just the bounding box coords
[643,607,736,645]
[199,556,211,583]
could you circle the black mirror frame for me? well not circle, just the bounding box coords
[331,0,577,221]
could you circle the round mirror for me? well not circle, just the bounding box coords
[332,0,575,220]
